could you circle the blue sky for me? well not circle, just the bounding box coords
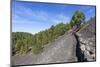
[12,0,96,34]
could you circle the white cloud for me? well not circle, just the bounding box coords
[52,19,62,24]
[51,14,70,24]
[13,3,71,25]
[13,4,50,24]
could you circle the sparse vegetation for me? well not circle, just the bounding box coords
[70,10,85,28]
[12,10,86,55]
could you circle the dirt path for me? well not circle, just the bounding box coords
[12,33,78,65]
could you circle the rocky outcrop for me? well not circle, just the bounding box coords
[76,17,96,61]
[12,33,78,65]
[76,33,96,61]
[12,17,96,66]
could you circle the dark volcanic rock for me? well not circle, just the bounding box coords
[76,17,96,61]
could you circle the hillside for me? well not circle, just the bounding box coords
[12,17,96,66]
[12,32,78,65]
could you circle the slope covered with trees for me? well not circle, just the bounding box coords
[12,23,71,55]
[12,10,86,55]
[12,32,34,55]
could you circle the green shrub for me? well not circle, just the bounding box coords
[32,44,43,54]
